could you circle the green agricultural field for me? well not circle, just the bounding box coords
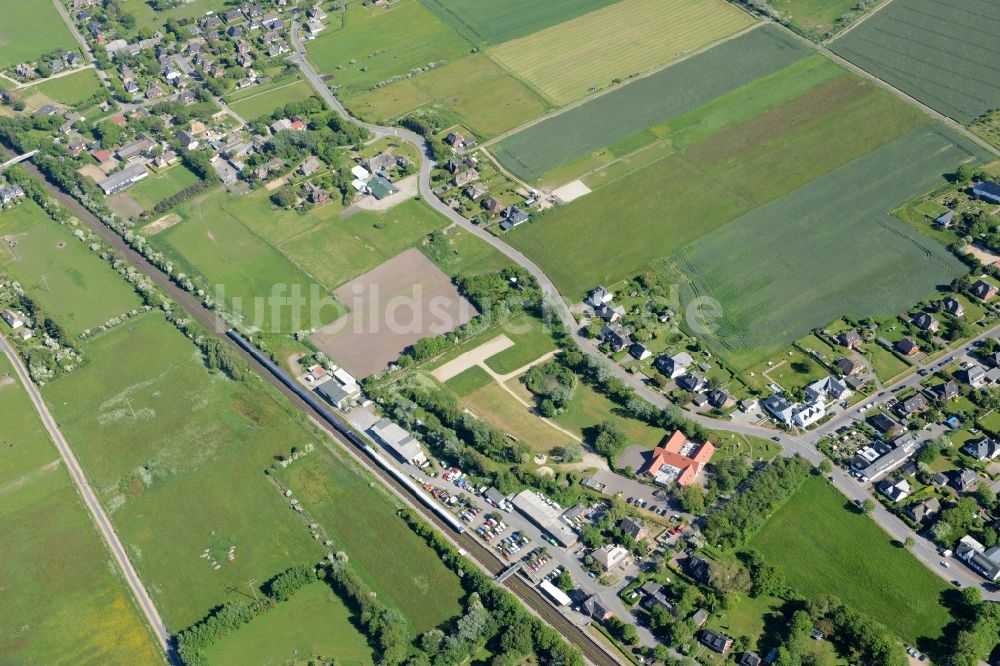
[277,199,448,290]
[42,313,325,628]
[118,0,229,31]
[203,582,373,666]
[0,200,143,336]
[156,189,344,332]
[275,452,465,634]
[492,26,812,183]
[126,164,200,211]
[488,0,755,105]
[0,355,161,664]
[420,0,616,44]
[32,68,103,106]
[506,73,929,299]
[752,476,951,645]
[306,0,470,97]
[831,0,1000,124]
[667,124,980,370]
[770,0,860,36]
[228,80,317,122]
[0,0,76,69]
[348,53,550,138]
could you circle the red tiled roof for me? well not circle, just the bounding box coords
[646,431,715,486]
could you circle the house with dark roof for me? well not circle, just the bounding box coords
[737,652,762,666]
[895,337,920,356]
[629,342,652,361]
[867,413,899,434]
[686,555,711,583]
[582,594,610,621]
[911,312,938,332]
[942,296,965,317]
[619,516,648,541]
[499,205,529,231]
[700,629,733,654]
[836,357,861,376]
[898,392,928,416]
[937,380,959,401]
[481,196,503,215]
[708,388,734,409]
[600,324,630,352]
[677,373,707,393]
[972,279,998,301]
[655,352,693,379]
[838,329,862,349]
[953,468,981,493]
[905,497,940,523]
[972,181,1000,205]
[957,535,1000,581]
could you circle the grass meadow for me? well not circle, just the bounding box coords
[32,68,103,106]
[770,0,860,35]
[126,164,201,211]
[487,0,755,105]
[42,313,325,629]
[417,226,512,279]
[0,354,161,664]
[0,200,143,336]
[492,26,812,183]
[118,0,230,31]
[347,53,550,138]
[752,476,952,646]
[668,124,978,370]
[506,73,929,300]
[420,0,616,44]
[203,582,373,666]
[228,80,317,122]
[275,451,465,634]
[306,0,470,98]
[830,0,1000,124]
[0,0,76,69]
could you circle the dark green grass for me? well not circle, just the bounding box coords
[492,25,809,182]
[752,476,951,645]
[445,365,493,396]
[420,0,615,44]
[668,124,984,370]
[830,0,1000,124]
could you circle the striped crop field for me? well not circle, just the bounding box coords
[487,0,755,105]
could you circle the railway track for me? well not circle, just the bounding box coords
[10,154,622,666]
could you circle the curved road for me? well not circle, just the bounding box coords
[0,333,173,660]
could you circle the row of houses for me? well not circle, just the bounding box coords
[763,375,852,429]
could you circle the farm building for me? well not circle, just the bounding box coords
[972,181,1000,205]
[368,418,427,466]
[97,162,149,195]
[314,377,359,411]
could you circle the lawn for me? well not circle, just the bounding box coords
[42,313,325,629]
[830,0,1000,124]
[420,0,616,44]
[0,355,161,664]
[444,364,493,396]
[426,312,556,371]
[126,164,201,211]
[865,345,911,384]
[0,0,76,69]
[274,451,465,634]
[347,53,550,138]
[417,226,512,278]
[306,0,470,98]
[156,189,344,332]
[553,382,665,450]
[667,124,979,370]
[745,348,829,394]
[32,68,103,106]
[202,582,372,666]
[463,381,572,451]
[276,199,448,290]
[507,73,930,300]
[487,0,755,105]
[0,199,143,337]
[492,25,812,183]
[751,476,952,646]
[228,80,316,122]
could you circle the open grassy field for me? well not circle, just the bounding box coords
[752,476,951,645]
[420,0,616,44]
[463,381,572,451]
[42,313,326,628]
[418,226,512,278]
[506,73,929,299]
[0,354,161,664]
[553,382,664,449]
[445,365,493,397]
[203,582,373,666]
[667,124,979,370]
[31,68,103,106]
[0,0,76,69]
[125,164,200,211]
[487,0,755,105]
[348,53,550,138]
[119,0,229,31]
[0,200,143,336]
[228,80,316,122]
[275,451,465,634]
[307,0,470,97]
[156,189,344,332]
[426,312,556,371]
[830,0,1000,124]
[492,25,810,183]
[770,0,860,36]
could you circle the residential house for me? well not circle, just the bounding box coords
[905,497,941,523]
[619,517,648,541]
[586,285,614,308]
[591,544,629,570]
[700,629,733,655]
[177,130,198,150]
[708,388,735,409]
[972,279,998,301]
[806,375,852,402]
[957,535,1000,581]
[937,380,959,401]
[655,352,693,379]
[154,150,178,168]
[629,342,652,361]
[303,181,329,204]
[876,478,911,502]
[465,182,487,200]
[686,556,711,584]
[912,312,939,332]
[838,329,862,349]
[943,296,965,317]
[964,437,1000,461]
[836,357,861,376]
[691,608,709,628]
[896,337,920,356]
[453,168,478,187]
[594,302,624,323]
[67,137,86,157]
[898,392,928,416]
[445,131,465,147]
[961,364,987,388]
[867,413,900,434]
[972,181,1000,205]
[600,324,630,352]
[677,373,707,393]
[737,652,762,666]
[953,469,981,493]
[499,205,529,231]
[581,594,610,621]
[936,210,955,227]
[115,136,154,161]
[298,155,321,176]
[443,158,461,174]
[645,430,715,487]
[481,196,503,215]
[1,310,25,329]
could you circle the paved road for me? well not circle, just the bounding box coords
[0,333,174,660]
[49,0,114,91]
